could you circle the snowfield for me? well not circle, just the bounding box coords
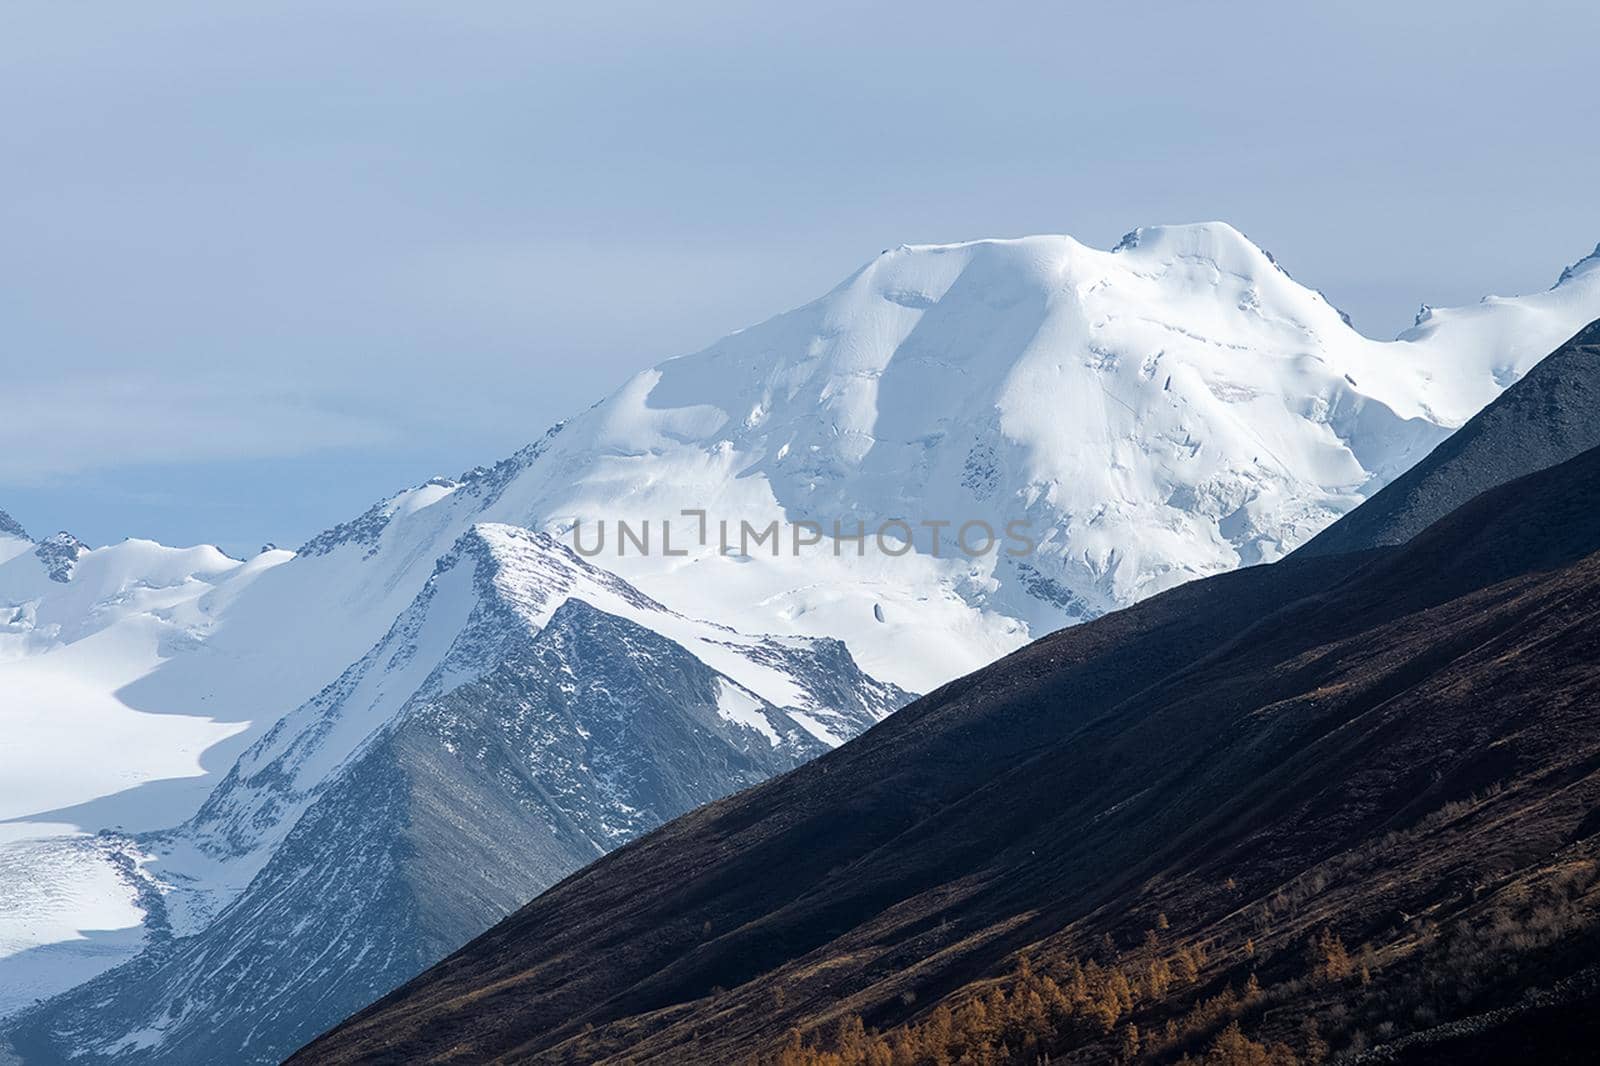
[0,543,291,839]
[0,836,149,1016]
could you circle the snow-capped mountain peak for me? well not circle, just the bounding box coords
[33,531,88,583]
[543,226,1600,646]
[1558,242,1600,287]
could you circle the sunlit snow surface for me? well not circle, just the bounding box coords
[0,543,290,834]
[0,836,150,1016]
[2,224,1599,1020]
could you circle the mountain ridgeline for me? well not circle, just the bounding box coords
[0,510,29,542]
[298,324,1600,1065]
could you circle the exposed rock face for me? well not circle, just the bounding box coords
[33,532,87,583]
[0,509,29,542]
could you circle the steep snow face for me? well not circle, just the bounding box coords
[547,224,1600,630]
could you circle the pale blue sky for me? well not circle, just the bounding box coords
[3,0,1597,555]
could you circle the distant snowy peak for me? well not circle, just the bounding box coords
[1116,225,1356,327]
[160,526,594,883]
[1,535,257,643]
[296,480,461,558]
[34,531,88,583]
[1558,242,1600,287]
[1110,221,1292,283]
[245,225,1600,698]
[550,224,1600,627]
[455,523,666,628]
[295,426,566,559]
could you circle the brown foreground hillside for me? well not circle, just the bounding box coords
[295,444,1600,1065]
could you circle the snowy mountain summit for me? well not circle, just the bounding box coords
[32,532,89,584]
[424,222,1600,684]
